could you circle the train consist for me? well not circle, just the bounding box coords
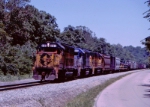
[32,42,146,81]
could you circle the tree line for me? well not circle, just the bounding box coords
[0,0,149,75]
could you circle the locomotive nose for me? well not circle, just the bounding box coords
[40,53,52,66]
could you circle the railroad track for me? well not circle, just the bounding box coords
[0,77,78,91]
[0,70,138,91]
[0,81,52,91]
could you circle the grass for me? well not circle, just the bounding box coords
[65,73,132,107]
[0,73,32,82]
[38,98,45,107]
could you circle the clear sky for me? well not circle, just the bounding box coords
[30,0,149,47]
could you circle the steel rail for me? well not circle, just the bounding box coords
[0,81,51,91]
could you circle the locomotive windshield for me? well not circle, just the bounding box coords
[39,47,57,52]
[74,48,84,56]
[38,43,58,52]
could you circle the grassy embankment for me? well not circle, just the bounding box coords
[65,73,132,107]
[0,73,32,82]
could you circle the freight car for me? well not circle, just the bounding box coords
[32,42,146,81]
[101,55,121,74]
[110,57,120,73]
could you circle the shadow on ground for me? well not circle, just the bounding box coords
[142,84,150,87]
[144,94,150,98]
[141,84,150,98]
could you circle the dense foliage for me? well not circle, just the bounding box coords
[0,0,148,75]
[0,0,60,75]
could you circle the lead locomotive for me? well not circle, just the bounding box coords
[32,42,65,81]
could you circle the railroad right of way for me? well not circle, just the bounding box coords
[0,70,145,107]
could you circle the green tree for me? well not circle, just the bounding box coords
[59,25,86,46]
[0,1,61,75]
[143,1,150,50]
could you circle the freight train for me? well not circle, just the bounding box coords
[32,42,146,81]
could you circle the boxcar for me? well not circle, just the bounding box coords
[102,55,111,74]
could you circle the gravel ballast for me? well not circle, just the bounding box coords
[0,70,141,107]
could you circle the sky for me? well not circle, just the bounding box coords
[30,0,150,47]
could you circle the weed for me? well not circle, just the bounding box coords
[0,74,32,82]
[38,98,45,107]
[66,73,131,107]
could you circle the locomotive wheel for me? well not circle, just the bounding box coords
[58,70,65,82]
[89,69,93,76]
[41,72,45,82]
[95,69,98,75]
[80,69,85,77]
[73,70,78,79]
[100,69,103,75]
